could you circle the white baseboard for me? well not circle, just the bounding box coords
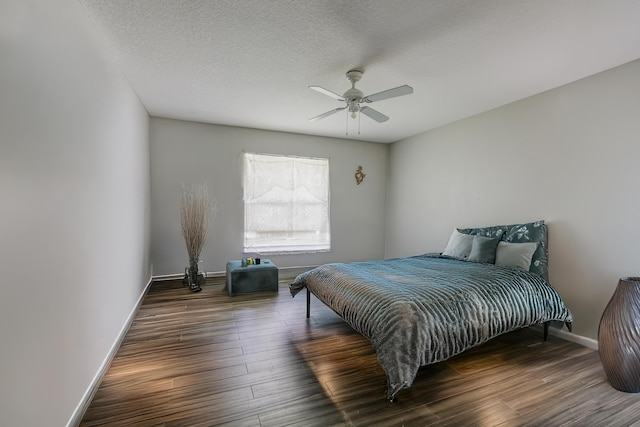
[152,271,224,281]
[549,326,599,350]
[278,265,318,280]
[151,265,319,282]
[66,276,154,427]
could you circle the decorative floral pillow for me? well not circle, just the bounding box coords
[458,221,548,281]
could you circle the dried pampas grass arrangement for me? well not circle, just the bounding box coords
[180,184,215,292]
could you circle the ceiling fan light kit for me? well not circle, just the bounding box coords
[309,69,413,135]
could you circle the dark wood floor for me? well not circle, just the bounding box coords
[80,277,640,427]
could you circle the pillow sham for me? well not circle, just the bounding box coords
[467,235,501,263]
[442,229,474,259]
[495,241,539,270]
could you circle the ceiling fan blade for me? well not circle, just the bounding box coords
[309,106,347,122]
[360,106,389,123]
[309,86,345,101]
[361,85,413,103]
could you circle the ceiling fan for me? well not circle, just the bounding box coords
[309,69,413,123]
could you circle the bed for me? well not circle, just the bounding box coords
[289,221,573,401]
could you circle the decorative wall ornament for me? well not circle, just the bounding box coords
[355,165,366,185]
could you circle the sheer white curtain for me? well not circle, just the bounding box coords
[243,153,330,254]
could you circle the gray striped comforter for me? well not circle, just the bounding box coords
[290,254,573,400]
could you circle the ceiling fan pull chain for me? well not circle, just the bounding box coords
[345,110,349,136]
[358,111,361,135]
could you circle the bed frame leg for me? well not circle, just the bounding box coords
[543,321,550,341]
[306,287,310,319]
[543,321,572,340]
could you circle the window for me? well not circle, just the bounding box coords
[243,152,330,254]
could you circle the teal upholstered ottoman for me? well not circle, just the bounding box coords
[226,259,278,296]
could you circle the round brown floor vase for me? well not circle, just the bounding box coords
[598,277,640,392]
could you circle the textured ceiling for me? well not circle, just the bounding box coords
[79,0,640,143]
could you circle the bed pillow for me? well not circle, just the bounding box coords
[502,221,548,280]
[458,220,548,281]
[467,235,501,263]
[495,241,539,270]
[442,229,475,259]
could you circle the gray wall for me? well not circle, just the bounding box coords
[386,59,640,341]
[150,118,389,275]
[0,1,151,425]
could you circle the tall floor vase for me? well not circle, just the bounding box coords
[182,258,205,293]
[598,277,640,392]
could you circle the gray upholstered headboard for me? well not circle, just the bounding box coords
[457,220,549,281]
